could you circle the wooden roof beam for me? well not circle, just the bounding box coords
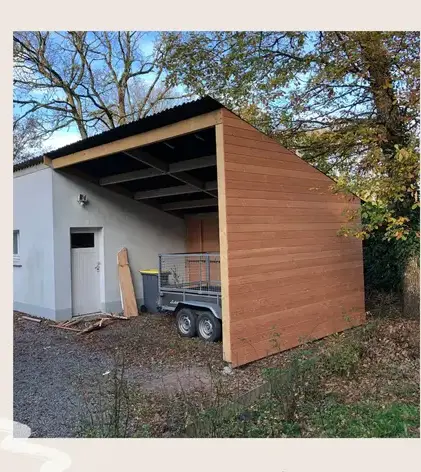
[123,149,168,172]
[123,150,217,198]
[169,155,216,173]
[47,110,222,170]
[205,180,218,191]
[161,198,218,211]
[100,168,163,186]
[134,184,198,200]
[99,154,217,187]
[134,181,218,200]
[169,171,213,196]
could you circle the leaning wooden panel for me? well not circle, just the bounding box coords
[117,248,138,318]
[220,108,365,367]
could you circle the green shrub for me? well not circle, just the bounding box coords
[363,216,419,295]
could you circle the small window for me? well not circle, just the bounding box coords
[71,232,95,249]
[13,230,21,266]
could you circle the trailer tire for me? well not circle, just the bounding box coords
[197,312,222,342]
[176,308,197,338]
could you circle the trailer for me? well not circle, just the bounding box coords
[157,252,222,341]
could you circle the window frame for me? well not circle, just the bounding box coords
[13,230,21,266]
[70,232,95,249]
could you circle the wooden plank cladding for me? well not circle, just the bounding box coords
[218,108,365,367]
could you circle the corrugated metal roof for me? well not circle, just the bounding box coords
[13,96,224,172]
[13,155,44,172]
[45,96,223,159]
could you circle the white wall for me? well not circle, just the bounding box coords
[13,165,56,319]
[52,170,186,320]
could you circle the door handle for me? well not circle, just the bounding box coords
[95,262,101,272]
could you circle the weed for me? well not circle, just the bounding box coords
[322,341,364,378]
[366,290,402,319]
[77,352,150,438]
[263,352,320,422]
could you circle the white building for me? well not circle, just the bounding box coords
[13,160,186,321]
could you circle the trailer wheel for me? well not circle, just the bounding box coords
[176,308,197,338]
[197,312,221,342]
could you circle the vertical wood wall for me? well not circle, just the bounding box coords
[217,109,365,367]
[185,215,220,283]
[186,215,220,252]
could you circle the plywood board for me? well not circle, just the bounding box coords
[117,247,138,317]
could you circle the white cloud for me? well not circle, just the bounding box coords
[45,130,81,151]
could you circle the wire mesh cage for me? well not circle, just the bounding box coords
[158,252,221,294]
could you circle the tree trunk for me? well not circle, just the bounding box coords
[403,254,420,318]
[358,32,408,155]
[117,84,128,125]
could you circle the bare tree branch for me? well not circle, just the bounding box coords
[13,31,188,140]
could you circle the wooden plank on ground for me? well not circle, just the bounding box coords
[21,316,41,323]
[117,247,138,317]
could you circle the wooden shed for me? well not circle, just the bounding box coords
[42,96,365,367]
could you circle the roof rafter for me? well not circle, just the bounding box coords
[161,198,218,211]
[134,184,198,200]
[100,154,216,186]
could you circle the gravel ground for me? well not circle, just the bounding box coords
[13,312,222,437]
[14,314,112,437]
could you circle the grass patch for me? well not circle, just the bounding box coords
[184,396,420,438]
[311,402,420,438]
[189,395,302,438]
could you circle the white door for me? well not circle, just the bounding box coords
[71,230,101,315]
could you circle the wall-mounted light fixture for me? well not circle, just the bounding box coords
[77,194,88,207]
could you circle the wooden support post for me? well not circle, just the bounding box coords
[215,118,231,363]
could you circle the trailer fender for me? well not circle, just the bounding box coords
[175,302,222,320]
